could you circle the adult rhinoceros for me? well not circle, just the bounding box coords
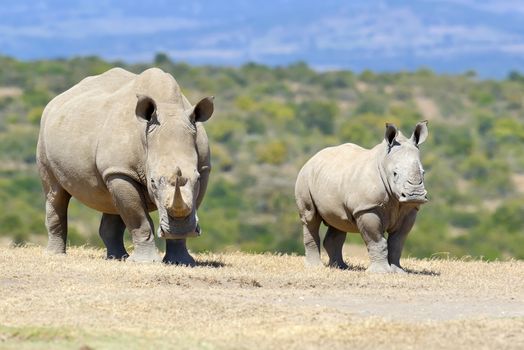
[37,67,214,265]
[295,122,428,273]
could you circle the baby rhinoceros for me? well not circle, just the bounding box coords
[295,122,429,273]
[37,67,214,265]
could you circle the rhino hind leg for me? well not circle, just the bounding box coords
[163,239,196,267]
[42,172,71,254]
[99,213,128,260]
[302,218,322,267]
[296,184,322,267]
[296,199,322,266]
[323,226,348,269]
[356,211,392,273]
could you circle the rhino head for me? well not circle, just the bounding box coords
[381,121,429,204]
[135,94,214,239]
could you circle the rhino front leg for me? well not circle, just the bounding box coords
[388,209,418,274]
[323,226,348,269]
[99,213,128,260]
[106,175,160,263]
[44,185,71,254]
[163,239,196,266]
[357,211,392,273]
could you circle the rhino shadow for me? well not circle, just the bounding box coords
[195,259,227,268]
[331,264,440,276]
[403,267,440,276]
[404,269,440,277]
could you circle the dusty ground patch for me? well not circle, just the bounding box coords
[0,246,523,349]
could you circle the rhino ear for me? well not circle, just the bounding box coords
[191,96,214,123]
[135,94,157,123]
[411,120,428,146]
[385,123,398,146]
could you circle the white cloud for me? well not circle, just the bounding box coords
[167,48,244,60]
[241,6,524,59]
[434,0,524,16]
[0,16,204,39]
[500,44,524,54]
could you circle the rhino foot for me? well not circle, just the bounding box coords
[366,262,393,274]
[304,256,323,268]
[107,251,129,261]
[328,260,349,270]
[46,237,67,254]
[163,239,196,267]
[45,246,66,255]
[390,264,407,274]
[163,251,196,266]
[127,244,160,263]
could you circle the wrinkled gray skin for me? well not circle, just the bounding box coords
[295,122,429,273]
[37,67,214,265]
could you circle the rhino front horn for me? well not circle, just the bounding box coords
[171,172,191,218]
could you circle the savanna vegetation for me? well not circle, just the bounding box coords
[1,54,523,259]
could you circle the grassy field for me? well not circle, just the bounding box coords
[0,245,523,349]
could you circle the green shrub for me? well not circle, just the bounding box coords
[256,141,288,165]
[297,100,337,134]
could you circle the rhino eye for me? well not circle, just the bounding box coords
[150,179,157,190]
[393,171,398,177]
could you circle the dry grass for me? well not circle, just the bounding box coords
[1,245,523,349]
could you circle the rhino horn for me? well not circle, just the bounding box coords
[171,169,191,217]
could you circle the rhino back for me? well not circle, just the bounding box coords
[300,143,387,232]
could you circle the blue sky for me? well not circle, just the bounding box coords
[1,0,523,77]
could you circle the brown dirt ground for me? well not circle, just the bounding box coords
[0,245,523,349]
[0,87,23,98]
[414,96,441,121]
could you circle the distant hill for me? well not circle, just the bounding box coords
[1,0,524,77]
[0,55,524,259]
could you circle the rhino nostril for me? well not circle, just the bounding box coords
[408,179,423,186]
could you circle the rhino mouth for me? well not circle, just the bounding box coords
[399,188,428,204]
[157,211,201,239]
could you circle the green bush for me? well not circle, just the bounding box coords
[297,100,338,134]
[256,141,288,165]
[354,94,387,115]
